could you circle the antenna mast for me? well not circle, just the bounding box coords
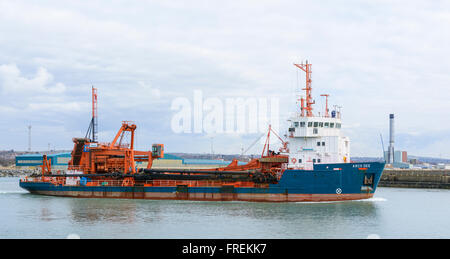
[320,94,330,117]
[92,86,98,142]
[294,61,314,117]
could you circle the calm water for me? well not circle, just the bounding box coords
[1,177,449,239]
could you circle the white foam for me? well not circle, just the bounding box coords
[295,201,343,204]
[0,190,28,194]
[362,197,387,202]
[67,233,81,239]
[367,234,381,239]
[295,197,387,204]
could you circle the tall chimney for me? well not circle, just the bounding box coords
[388,114,395,164]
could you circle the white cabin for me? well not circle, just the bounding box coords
[282,111,350,169]
[283,111,350,169]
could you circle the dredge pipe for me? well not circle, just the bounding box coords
[142,168,259,175]
[31,171,256,179]
[133,174,252,181]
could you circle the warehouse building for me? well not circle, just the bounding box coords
[141,154,245,169]
[15,153,71,169]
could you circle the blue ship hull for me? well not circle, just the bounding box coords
[19,162,384,202]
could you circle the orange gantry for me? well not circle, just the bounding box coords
[68,121,164,175]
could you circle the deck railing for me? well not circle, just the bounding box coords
[20,177,263,188]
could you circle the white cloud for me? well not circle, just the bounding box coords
[0,64,65,95]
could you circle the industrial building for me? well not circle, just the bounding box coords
[384,150,410,169]
[15,153,71,169]
[138,154,244,169]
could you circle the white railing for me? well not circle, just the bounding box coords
[21,177,260,188]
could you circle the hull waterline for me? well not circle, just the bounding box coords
[20,162,384,202]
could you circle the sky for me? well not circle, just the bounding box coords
[0,0,450,158]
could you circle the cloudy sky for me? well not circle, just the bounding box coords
[1,0,450,158]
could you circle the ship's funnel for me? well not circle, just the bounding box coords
[388,114,394,164]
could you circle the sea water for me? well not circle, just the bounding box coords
[1,177,449,239]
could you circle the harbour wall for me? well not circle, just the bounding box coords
[379,169,450,189]
[0,168,37,177]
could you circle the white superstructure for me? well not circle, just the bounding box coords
[284,112,350,169]
[282,61,350,170]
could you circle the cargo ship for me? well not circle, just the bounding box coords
[20,62,384,202]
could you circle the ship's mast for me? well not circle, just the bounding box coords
[320,94,330,117]
[294,61,314,117]
[85,86,98,142]
[92,86,98,142]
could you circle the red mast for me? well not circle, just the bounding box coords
[92,86,98,142]
[294,61,314,117]
[320,94,330,117]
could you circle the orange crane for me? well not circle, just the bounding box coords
[67,89,164,177]
[261,124,289,157]
[39,88,287,187]
[41,155,51,176]
[206,125,288,182]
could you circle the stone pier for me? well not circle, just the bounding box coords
[379,169,450,189]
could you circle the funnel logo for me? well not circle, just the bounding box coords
[170,90,280,135]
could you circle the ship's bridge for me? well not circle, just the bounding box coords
[288,115,342,138]
[285,113,350,169]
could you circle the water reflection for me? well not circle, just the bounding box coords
[6,178,450,238]
[39,208,52,221]
[157,199,382,238]
[75,198,380,238]
[68,198,140,224]
[11,176,384,238]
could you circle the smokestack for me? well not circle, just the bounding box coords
[388,114,394,164]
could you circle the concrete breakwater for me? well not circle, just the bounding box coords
[0,168,37,178]
[379,169,450,189]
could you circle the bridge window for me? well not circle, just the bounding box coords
[313,122,318,127]
[300,122,305,127]
[330,123,335,128]
[325,122,329,128]
[317,142,321,146]
[308,122,312,127]
[294,122,299,127]
[319,122,323,127]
